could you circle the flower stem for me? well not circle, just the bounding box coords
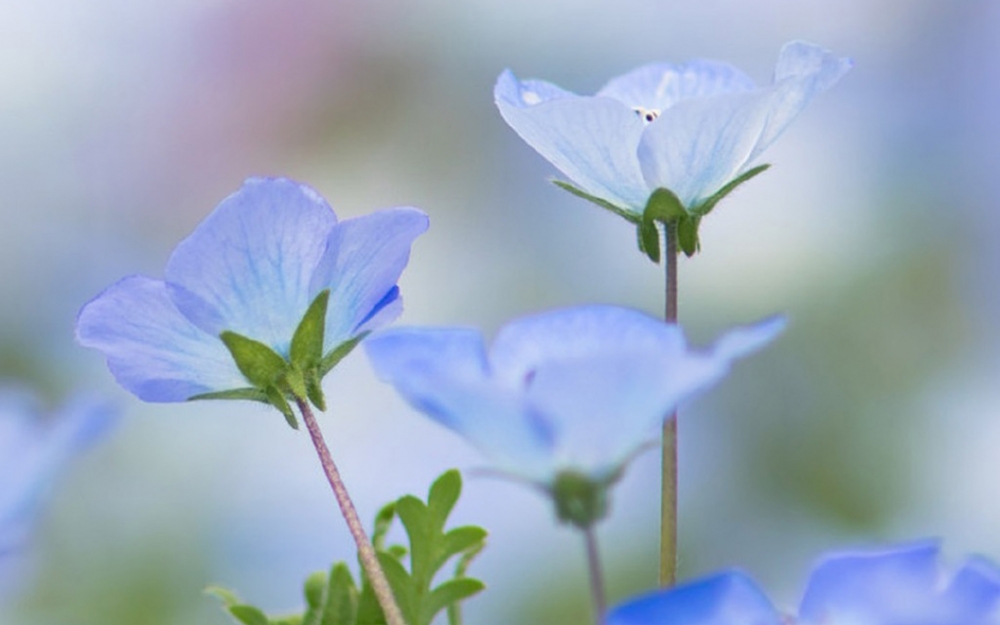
[660,224,679,587]
[584,526,607,625]
[295,398,408,625]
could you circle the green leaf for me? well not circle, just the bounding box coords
[693,163,770,217]
[291,290,330,369]
[422,579,485,625]
[372,503,396,551]
[376,552,416,624]
[221,331,289,388]
[427,469,461,530]
[227,605,271,625]
[189,387,269,403]
[677,215,701,258]
[319,333,369,377]
[436,526,487,572]
[642,187,687,224]
[551,180,640,224]
[636,220,661,264]
[205,585,242,607]
[320,563,358,625]
[303,571,328,615]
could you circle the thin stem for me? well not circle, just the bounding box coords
[296,398,408,625]
[660,224,679,588]
[584,526,607,625]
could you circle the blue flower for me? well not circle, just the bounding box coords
[608,541,1000,625]
[365,305,783,526]
[76,178,428,421]
[495,41,852,218]
[0,390,116,559]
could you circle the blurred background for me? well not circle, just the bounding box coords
[1,0,999,623]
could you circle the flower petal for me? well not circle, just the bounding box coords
[710,315,787,361]
[75,275,246,401]
[607,571,782,625]
[164,177,338,356]
[495,69,651,212]
[637,89,777,208]
[597,60,756,111]
[489,305,686,387]
[744,41,853,165]
[310,207,428,349]
[365,327,556,481]
[799,540,943,623]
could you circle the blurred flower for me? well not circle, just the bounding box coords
[365,305,783,527]
[0,390,116,560]
[495,41,852,216]
[608,540,1000,625]
[76,178,427,422]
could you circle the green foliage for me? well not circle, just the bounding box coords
[189,290,368,427]
[209,470,487,625]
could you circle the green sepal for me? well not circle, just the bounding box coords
[550,470,611,529]
[551,179,639,224]
[305,368,326,412]
[291,290,330,370]
[677,215,701,257]
[221,331,289,389]
[636,220,661,264]
[266,385,298,429]
[643,187,687,224]
[691,163,770,218]
[319,333,369,378]
[188,387,269,403]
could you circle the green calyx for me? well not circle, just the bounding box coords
[189,290,369,428]
[550,165,771,264]
[549,470,614,530]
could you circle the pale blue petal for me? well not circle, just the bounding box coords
[310,207,428,349]
[637,89,776,207]
[489,305,686,388]
[597,60,757,111]
[494,70,576,106]
[799,541,941,623]
[164,177,337,357]
[365,328,556,481]
[710,315,787,361]
[495,70,651,212]
[745,41,853,164]
[607,571,782,625]
[75,276,246,401]
[0,393,116,554]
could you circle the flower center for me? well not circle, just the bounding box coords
[633,106,660,123]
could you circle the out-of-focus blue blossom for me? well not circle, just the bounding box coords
[365,305,784,492]
[0,390,116,560]
[608,540,1000,625]
[76,177,428,404]
[495,41,852,215]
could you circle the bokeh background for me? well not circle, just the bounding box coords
[2,0,999,623]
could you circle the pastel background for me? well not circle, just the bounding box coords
[1,1,998,623]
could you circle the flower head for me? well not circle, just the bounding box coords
[365,305,784,527]
[1,390,116,560]
[495,41,851,257]
[76,178,428,425]
[608,541,1000,625]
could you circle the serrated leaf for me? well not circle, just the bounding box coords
[189,387,269,403]
[435,526,487,572]
[319,333,369,377]
[291,290,330,369]
[395,496,432,587]
[221,331,289,388]
[551,180,639,224]
[636,220,660,264]
[205,585,242,607]
[227,605,271,625]
[320,563,358,625]
[677,216,701,257]
[303,571,328,614]
[427,470,461,530]
[422,579,485,625]
[376,552,416,625]
[693,163,770,217]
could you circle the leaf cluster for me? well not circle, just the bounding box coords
[553,164,770,263]
[209,470,487,625]
[190,290,366,428]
